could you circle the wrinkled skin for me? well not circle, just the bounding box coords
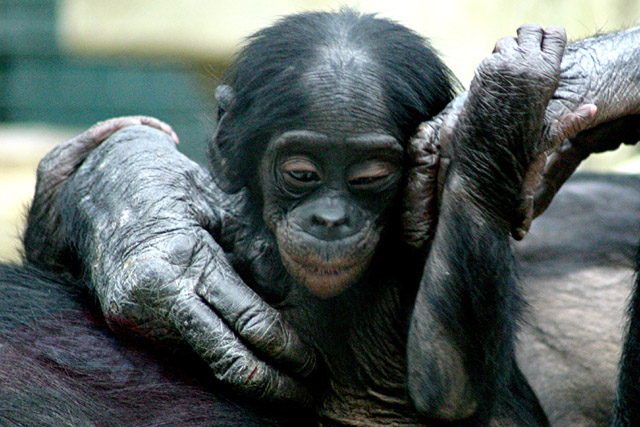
[25,123,317,404]
[19,16,640,426]
[403,26,640,247]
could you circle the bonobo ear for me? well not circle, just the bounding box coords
[210,85,244,193]
[209,114,243,193]
[215,85,235,117]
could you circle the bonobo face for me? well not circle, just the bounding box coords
[260,129,403,298]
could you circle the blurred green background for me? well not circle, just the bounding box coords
[1,0,639,262]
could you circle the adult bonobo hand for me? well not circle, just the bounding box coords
[23,119,316,405]
[406,25,566,421]
[24,116,179,269]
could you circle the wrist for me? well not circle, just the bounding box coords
[441,168,516,228]
[563,27,640,123]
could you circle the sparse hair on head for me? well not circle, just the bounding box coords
[210,8,458,191]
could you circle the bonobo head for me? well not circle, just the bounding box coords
[210,9,456,298]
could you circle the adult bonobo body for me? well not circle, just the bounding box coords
[3,9,640,426]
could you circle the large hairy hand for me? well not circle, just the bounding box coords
[24,120,316,405]
[24,116,179,268]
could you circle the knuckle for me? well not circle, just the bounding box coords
[35,155,57,180]
[236,303,280,340]
[122,257,182,301]
[545,25,566,39]
[234,306,298,360]
[518,22,543,34]
[163,233,197,266]
[130,258,164,289]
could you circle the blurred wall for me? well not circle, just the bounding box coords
[59,0,640,87]
[0,0,213,162]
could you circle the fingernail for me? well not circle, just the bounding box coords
[578,104,598,119]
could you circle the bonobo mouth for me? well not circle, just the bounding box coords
[281,251,372,298]
[275,225,380,298]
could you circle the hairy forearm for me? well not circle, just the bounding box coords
[562,26,640,120]
[407,184,518,419]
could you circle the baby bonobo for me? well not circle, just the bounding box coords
[20,14,560,426]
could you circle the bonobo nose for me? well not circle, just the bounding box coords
[307,209,353,241]
[300,198,361,241]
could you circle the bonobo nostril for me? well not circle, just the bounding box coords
[311,211,348,228]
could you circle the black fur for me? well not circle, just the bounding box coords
[613,247,640,427]
[0,263,307,426]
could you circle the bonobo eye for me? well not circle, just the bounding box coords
[280,157,322,187]
[349,161,399,189]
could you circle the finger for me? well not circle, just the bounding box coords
[517,23,544,50]
[36,123,113,189]
[171,293,313,405]
[532,143,585,218]
[195,242,317,378]
[92,116,180,145]
[535,111,634,218]
[493,36,517,54]
[91,117,143,144]
[541,26,567,62]
[403,123,441,248]
[543,104,597,151]
[137,116,180,145]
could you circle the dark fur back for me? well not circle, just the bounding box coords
[613,243,640,426]
[0,264,308,426]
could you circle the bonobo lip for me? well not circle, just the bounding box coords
[287,253,362,276]
[276,226,379,298]
[282,251,370,299]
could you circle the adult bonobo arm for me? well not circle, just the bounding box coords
[533,26,640,218]
[403,26,640,247]
[406,25,564,423]
[23,121,316,404]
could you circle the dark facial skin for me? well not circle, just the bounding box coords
[260,130,403,298]
[255,55,407,299]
